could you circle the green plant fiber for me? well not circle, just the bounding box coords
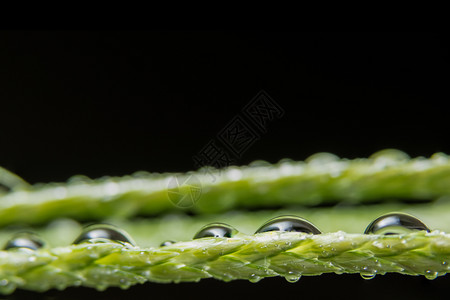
[1,149,450,294]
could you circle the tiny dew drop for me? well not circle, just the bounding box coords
[360,273,376,280]
[0,280,16,295]
[285,275,301,283]
[249,274,262,283]
[119,278,129,289]
[425,271,438,280]
[160,240,176,247]
[73,224,135,246]
[96,284,108,291]
[0,279,8,286]
[364,212,430,235]
[3,232,44,251]
[255,215,321,234]
[193,223,238,239]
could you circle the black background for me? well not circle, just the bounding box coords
[0,31,449,299]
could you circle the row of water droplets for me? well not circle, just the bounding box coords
[187,212,434,283]
[1,212,436,285]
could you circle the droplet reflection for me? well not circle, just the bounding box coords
[73,224,135,245]
[160,240,176,247]
[364,212,430,235]
[3,232,44,251]
[255,215,321,234]
[193,223,237,239]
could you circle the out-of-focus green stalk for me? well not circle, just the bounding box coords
[1,149,450,226]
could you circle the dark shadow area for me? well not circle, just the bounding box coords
[0,31,448,183]
[4,274,450,300]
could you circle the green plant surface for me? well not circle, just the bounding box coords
[1,149,450,294]
[1,230,450,294]
[1,149,450,226]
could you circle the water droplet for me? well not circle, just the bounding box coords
[370,149,409,162]
[3,232,44,251]
[0,280,16,294]
[96,284,107,291]
[73,224,135,245]
[0,279,8,286]
[160,240,176,247]
[360,273,376,280]
[285,275,301,283]
[364,212,430,235]
[74,280,82,286]
[249,274,262,283]
[255,215,321,234]
[193,223,238,239]
[425,270,438,280]
[306,152,340,165]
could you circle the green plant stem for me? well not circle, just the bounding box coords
[1,150,450,226]
[1,230,450,294]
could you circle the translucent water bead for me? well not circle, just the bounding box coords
[364,212,430,235]
[73,224,136,245]
[255,215,321,234]
[193,223,238,239]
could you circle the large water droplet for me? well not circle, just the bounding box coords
[364,212,430,235]
[255,215,321,234]
[193,223,238,239]
[3,232,44,251]
[73,224,135,245]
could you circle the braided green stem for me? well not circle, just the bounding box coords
[1,150,450,226]
[1,231,449,294]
